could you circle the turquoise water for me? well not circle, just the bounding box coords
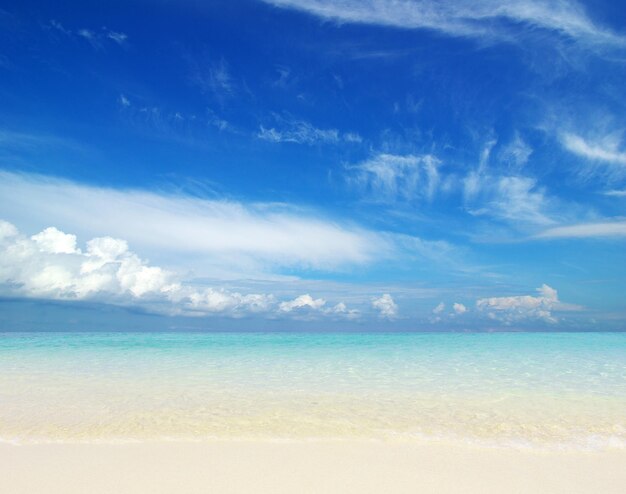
[0,332,625,448]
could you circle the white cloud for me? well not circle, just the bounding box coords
[55,23,128,48]
[262,0,624,46]
[277,294,360,319]
[49,20,71,36]
[348,153,440,202]
[272,65,292,88]
[190,58,237,100]
[0,172,389,278]
[476,284,562,324]
[536,220,626,239]
[31,227,80,254]
[207,59,234,95]
[490,176,554,225]
[0,220,365,319]
[432,302,445,314]
[187,289,275,315]
[465,174,555,226]
[257,115,359,146]
[372,293,398,319]
[77,28,96,41]
[461,139,560,227]
[107,31,128,45]
[604,190,626,197]
[0,220,179,302]
[499,134,532,169]
[118,94,130,107]
[452,302,467,315]
[278,294,326,312]
[343,132,363,143]
[257,123,338,144]
[561,133,626,166]
[327,301,360,320]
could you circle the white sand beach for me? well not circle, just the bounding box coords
[2,441,625,494]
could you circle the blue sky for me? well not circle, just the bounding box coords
[0,0,625,330]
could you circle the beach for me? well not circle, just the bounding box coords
[1,332,624,492]
[2,440,626,494]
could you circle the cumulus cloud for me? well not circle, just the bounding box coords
[0,220,178,302]
[429,301,445,322]
[261,0,624,46]
[187,289,275,315]
[327,301,360,320]
[452,302,467,315]
[0,172,389,278]
[432,302,445,314]
[476,284,563,324]
[348,153,440,202]
[278,293,326,312]
[536,220,626,238]
[0,220,362,319]
[277,294,359,319]
[372,293,398,319]
[32,227,80,254]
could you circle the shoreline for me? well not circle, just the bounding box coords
[2,440,625,494]
[1,434,625,452]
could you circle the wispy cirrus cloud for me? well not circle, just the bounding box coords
[198,59,235,95]
[0,171,390,279]
[498,133,533,170]
[344,144,558,228]
[465,175,556,226]
[116,95,238,140]
[604,190,626,197]
[261,0,625,47]
[257,113,361,145]
[49,20,128,48]
[560,132,626,180]
[188,57,242,104]
[536,220,626,239]
[106,31,128,45]
[346,153,440,203]
[461,139,558,227]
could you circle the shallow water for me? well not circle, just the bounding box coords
[1,332,624,448]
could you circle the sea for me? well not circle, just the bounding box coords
[1,332,624,449]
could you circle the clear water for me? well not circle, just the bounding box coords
[1,332,625,448]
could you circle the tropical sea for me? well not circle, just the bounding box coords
[1,332,624,449]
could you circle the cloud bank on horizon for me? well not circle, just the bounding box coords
[0,0,624,330]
